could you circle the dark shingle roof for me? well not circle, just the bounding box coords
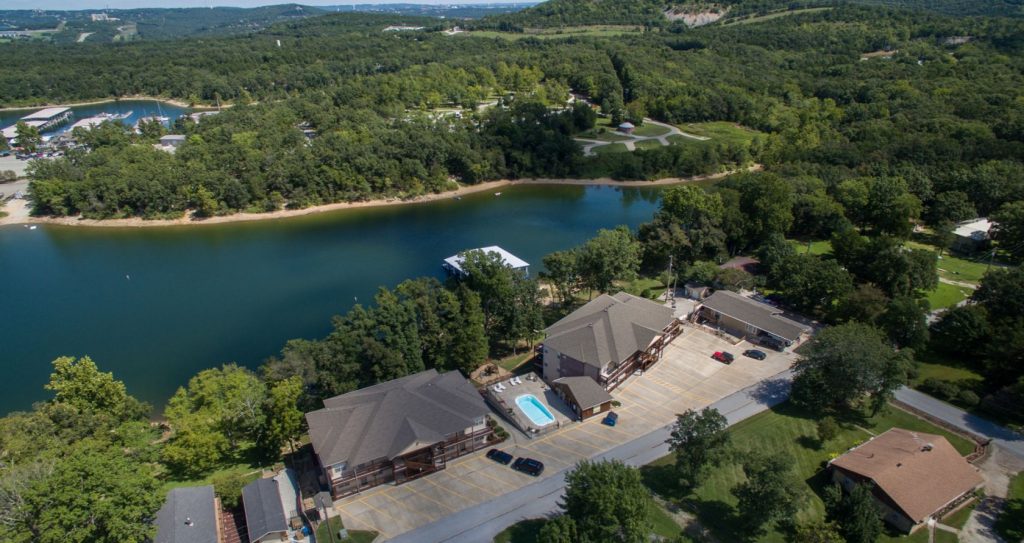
[553,376,613,410]
[305,369,489,469]
[242,478,288,543]
[700,290,810,341]
[544,292,675,370]
[154,486,218,543]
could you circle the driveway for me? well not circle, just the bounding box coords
[334,326,797,540]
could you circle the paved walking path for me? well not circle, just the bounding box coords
[389,370,794,543]
[574,118,710,156]
[894,387,1024,460]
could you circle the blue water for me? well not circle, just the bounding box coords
[0,99,191,135]
[0,184,664,414]
[516,394,556,427]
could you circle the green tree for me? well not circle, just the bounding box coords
[14,121,41,152]
[211,472,252,509]
[537,515,579,543]
[262,376,304,455]
[929,304,992,358]
[992,201,1024,261]
[666,407,730,490]
[561,460,651,543]
[542,249,582,305]
[833,284,889,325]
[44,355,148,422]
[772,254,854,317]
[458,249,543,351]
[638,185,726,269]
[16,440,161,543]
[816,416,840,445]
[732,452,801,535]
[791,519,844,543]
[824,483,882,543]
[879,296,930,350]
[578,226,642,295]
[792,323,908,414]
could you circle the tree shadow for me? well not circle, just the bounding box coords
[687,497,756,543]
[748,376,793,405]
[500,518,549,543]
[640,462,688,501]
[797,434,822,450]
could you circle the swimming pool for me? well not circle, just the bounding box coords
[515,394,556,427]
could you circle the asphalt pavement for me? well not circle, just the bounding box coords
[388,369,795,543]
[894,386,1024,460]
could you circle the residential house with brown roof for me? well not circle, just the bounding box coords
[828,428,983,533]
[541,292,680,391]
[551,376,614,421]
[305,369,495,499]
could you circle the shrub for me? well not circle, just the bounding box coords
[958,390,981,407]
[211,472,254,508]
[921,378,960,401]
[817,416,840,444]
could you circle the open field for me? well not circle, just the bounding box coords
[593,142,629,154]
[674,121,762,146]
[927,281,972,310]
[633,123,671,138]
[787,238,834,256]
[641,401,975,543]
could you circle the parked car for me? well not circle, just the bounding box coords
[486,449,513,465]
[0,150,10,157]
[602,411,619,427]
[743,349,767,360]
[512,457,544,477]
[711,351,734,364]
[760,336,785,351]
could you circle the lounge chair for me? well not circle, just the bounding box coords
[511,376,520,386]
[516,376,524,385]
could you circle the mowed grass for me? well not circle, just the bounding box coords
[633,123,671,137]
[635,139,665,150]
[593,142,629,155]
[787,238,834,256]
[316,516,378,543]
[906,241,994,285]
[675,121,763,146]
[940,501,976,530]
[615,276,667,300]
[641,402,975,543]
[926,282,972,310]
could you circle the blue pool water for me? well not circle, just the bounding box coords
[515,394,556,427]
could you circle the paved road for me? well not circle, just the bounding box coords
[389,370,795,543]
[894,386,1024,460]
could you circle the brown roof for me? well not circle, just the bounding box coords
[305,370,490,469]
[830,428,982,523]
[544,292,675,370]
[700,290,810,342]
[553,376,613,411]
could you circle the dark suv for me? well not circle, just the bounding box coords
[512,457,544,476]
[743,349,767,360]
[486,449,513,465]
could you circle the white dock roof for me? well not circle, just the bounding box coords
[3,119,46,139]
[444,246,528,275]
[21,107,70,121]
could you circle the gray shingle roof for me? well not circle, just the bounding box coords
[242,478,288,543]
[305,369,489,469]
[553,376,613,410]
[700,290,810,342]
[154,486,218,543]
[544,292,676,370]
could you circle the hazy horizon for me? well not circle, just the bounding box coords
[5,0,533,11]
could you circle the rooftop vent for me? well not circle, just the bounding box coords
[922,443,934,452]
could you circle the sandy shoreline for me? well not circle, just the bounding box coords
[0,95,214,112]
[0,166,758,229]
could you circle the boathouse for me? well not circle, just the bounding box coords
[443,246,529,278]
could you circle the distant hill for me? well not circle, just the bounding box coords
[322,3,538,19]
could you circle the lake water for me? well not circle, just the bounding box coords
[1,99,192,135]
[0,184,664,414]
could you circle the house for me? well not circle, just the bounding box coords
[160,135,187,148]
[951,218,993,253]
[617,122,635,134]
[552,376,613,420]
[541,292,680,391]
[154,485,219,543]
[242,471,301,543]
[305,369,495,499]
[829,428,983,533]
[442,245,529,278]
[697,290,810,348]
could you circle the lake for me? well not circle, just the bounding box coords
[1,99,192,136]
[0,183,665,414]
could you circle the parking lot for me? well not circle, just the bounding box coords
[333,324,798,539]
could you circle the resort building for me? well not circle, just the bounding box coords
[551,376,614,420]
[697,290,810,348]
[829,428,983,533]
[541,292,680,391]
[443,245,529,278]
[951,217,994,253]
[154,485,219,543]
[306,369,495,499]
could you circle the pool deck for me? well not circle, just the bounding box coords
[486,373,575,436]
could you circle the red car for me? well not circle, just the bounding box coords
[712,351,735,364]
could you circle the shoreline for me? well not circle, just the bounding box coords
[0,95,215,112]
[0,165,758,229]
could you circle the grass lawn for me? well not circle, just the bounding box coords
[911,357,984,389]
[940,501,976,530]
[160,444,266,493]
[316,516,378,543]
[495,351,533,372]
[640,401,976,543]
[492,501,688,543]
[787,238,833,256]
[925,282,972,310]
[906,240,999,285]
[593,142,629,155]
[633,123,671,137]
[635,139,665,150]
[676,121,763,147]
[615,276,667,300]
[995,471,1024,542]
